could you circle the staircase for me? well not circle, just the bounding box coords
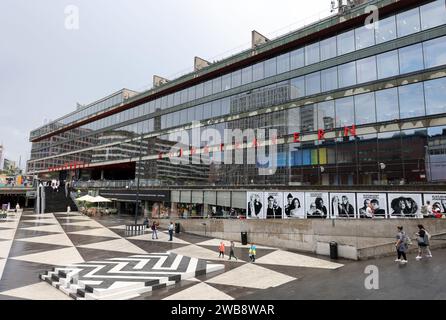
[44,186,78,213]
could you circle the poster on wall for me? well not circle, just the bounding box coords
[387,193,422,218]
[329,193,356,219]
[305,192,329,219]
[263,192,283,219]
[283,192,305,219]
[423,194,446,215]
[247,192,265,219]
[356,193,387,218]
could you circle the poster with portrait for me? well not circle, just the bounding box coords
[247,192,265,219]
[282,192,305,219]
[329,193,356,219]
[263,192,284,219]
[356,193,388,219]
[423,194,446,215]
[305,192,329,219]
[387,193,422,218]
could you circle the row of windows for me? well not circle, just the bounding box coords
[30,0,446,140]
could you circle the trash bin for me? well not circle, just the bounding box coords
[175,222,181,234]
[241,232,248,245]
[329,241,338,259]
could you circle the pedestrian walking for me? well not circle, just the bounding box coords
[151,221,159,240]
[415,224,432,260]
[395,226,409,264]
[218,241,225,258]
[228,241,238,261]
[67,205,71,214]
[168,221,174,241]
[249,243,257,263]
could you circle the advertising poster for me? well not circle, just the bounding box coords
[356,193,388,218]
[388,193,422,218]
[247,192,265,219]
[283,192,305,219]
[263,192,283,219]
[423,194,446,215]
[329,193,356,219]
[305,192,329,219]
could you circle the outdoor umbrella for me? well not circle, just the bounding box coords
[91,195,112,210]
[76,195,95,202]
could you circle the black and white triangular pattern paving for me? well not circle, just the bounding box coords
[40,253,224,300]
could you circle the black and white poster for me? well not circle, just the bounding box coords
[388,193,422,218]
[356,193,387,218]
[305,192,329,219]
[423,194,446,214]
[283,192,305,219]
[247,192,265,219]
[264,192,283,219]
[329,193,356,219]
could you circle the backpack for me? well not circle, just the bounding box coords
[403,233,412,246]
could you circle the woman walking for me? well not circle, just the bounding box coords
[416,224,432,260]
[228,241,238,261]
[395,226,409,264]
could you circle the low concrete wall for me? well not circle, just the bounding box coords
[158,218,446,260]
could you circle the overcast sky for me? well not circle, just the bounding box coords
[0,0,330,169]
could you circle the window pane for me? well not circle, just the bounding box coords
[212,77,222,94]
[195,84,204,99]
[222,74,231,91]
[231,70,242,87]
[338,61,356,88]
[305,42,320,65]
[320,36,337,60]
[180,89,188,104]
[420,0,446,30]
[211,100,221,117]
[290,48,304,69]
[187,107,195,122]
[399,43,424,74]
[187,87,196,102]
[376,88,399,122]
[305,71,321,96]
[252,62,264,81]
[423,36,446,69]
[354,92,376,125]
[321,66,338,92]
[357,56,377,84]
[337,30,355,56]
[377,50,399,79]
[204,80,213,96]
[335,97,354,128]
[424,77,446,115]
[355,25,375,50]
[277,52,290,74]
[264,57,277,78]
[399,83,425,119]
[221,97,231,115]
[397,7,421,38]
[290,77,305,99]
[300,104,317,132]
[375,15,396,44]
[241,66,252,85]
[318,101,335,130]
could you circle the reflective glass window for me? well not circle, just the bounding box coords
[211,100,221,117]
[376,88,399,122]
[305,71,321,96]
[174,92,181,106]
[277,52,290,74]
[264,57,277,78]
[318,101,335,130]
[195,83,204,99]
[305,42,320,65]
[241,66,252,85]
[338,61,356,88]
[187,107,195,122]
[221,97,231,115]
[212,77,222,95]
[377,50,399,79]
[335,96,354,127]
[399,43,424,74]
[290,77,305,99]
[167,94,174,108]
[356,56,377,84]
[320,36,337,61]
[252,62,264,82]
[290,48,304,69]
[337,30,355,56]
[204,80,213,96]
[300,104,317,132]
[424,77,446,115]
[231,70,242,87]
[398,83,425,119]
[420,0,446,30]
[354,92,376,125]
[180,89,188,104]
[355,25,375,50]
[423,36,446,69]
[397,7,421,37]
[222,74,231,91]
[375,15,397,44]
[321,66,338,92]
[187,87,195,102]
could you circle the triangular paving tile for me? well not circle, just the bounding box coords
[16,233,74,247]
[168,244,232,262]
[8,242,73,258]
[0,282,71,300]
[76,247,144,262]
[78,238,147,254]
[68,227,121,239]
[127,232,190,244]
[60,225,103,233]
[0,258,6,280]
[13,229,62,240]
[206,263,296,289]
[0,240,13,258]
[66,234,119,246]
[0,229,17,241]
[194,238,275,249]
[255,250,343,269]
[0,222,20,229]
[11,247,84,266]
[21,213,55,218]
[20,224,64,233]
[61,220,105,228]
[56,216,92,221]
[163,282,233,300]
[127,239,189,254]
[19,220,59,227]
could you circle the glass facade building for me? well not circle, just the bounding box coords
[28,0,446,199]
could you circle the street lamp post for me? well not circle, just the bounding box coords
[134,134,143,226]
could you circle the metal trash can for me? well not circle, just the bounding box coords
[241,232,248,245]
[329,241,338,259]
[175,222,181,234]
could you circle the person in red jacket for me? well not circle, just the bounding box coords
[218,242,225,258]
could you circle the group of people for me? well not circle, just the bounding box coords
[395,224,433,264]
[218,241,257,262]
[143,219,175,241]
[422,201,446,218]
[358,199,386,218]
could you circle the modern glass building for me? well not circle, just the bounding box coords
[27,0,446,216]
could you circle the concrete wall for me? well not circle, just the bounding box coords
[158,218,446,260]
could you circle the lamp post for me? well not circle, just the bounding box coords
[134,134,143,226]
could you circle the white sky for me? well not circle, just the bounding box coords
[0,0,331,169]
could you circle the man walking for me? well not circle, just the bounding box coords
[228,241,238,261]
[168,221,174,241]
[151,221,159,240]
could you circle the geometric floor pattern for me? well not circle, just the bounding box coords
[0,210,344,300]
